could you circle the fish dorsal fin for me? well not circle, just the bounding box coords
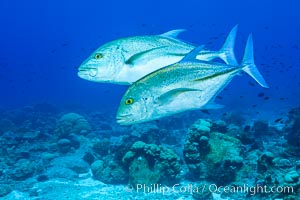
[160,29,187,38]
[125,46,167,65]
[156,88,201,105]
[180,45,205,62]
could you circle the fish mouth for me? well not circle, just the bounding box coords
[78,66,97,71]
[78,67,98,77]
[116,114,134,125]
[77,68,90,75]
[77,70,89,79]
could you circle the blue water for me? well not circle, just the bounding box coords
[1,0,299,114]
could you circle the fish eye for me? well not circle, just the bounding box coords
[125,98,134,105]
[94,53,103,59]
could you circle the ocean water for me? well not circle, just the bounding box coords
[0,0,299,199]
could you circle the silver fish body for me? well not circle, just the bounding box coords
[117,60,238,125]
[78,26,238,84]
[116,35,268,125]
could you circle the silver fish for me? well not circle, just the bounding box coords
[116,34,268,125]
[78,25,238,85]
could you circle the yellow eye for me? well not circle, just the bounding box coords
[94,53,103,59]
[125,98,134,105]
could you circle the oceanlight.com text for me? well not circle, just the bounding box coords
[132,183,294,196]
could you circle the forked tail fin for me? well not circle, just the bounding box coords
[218,24,239,66]
[242,34,269,88]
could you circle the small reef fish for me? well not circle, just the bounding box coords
[116,35,268,125]
[78,25,238,84]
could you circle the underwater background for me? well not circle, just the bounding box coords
[0,0,299,199]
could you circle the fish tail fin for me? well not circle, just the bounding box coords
[218,24,239,66]
[241,34,269,88]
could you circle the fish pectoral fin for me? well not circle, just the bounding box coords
[125,46,167,66]
[156,88,201,105]
[160,29,187,38]
[201,102,224,110]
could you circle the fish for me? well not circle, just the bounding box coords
[116,34,268,125]
[257,92,265,97]
[78,25,238,85]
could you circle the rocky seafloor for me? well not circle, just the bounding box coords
[0,103,299,200]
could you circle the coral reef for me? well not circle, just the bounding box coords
[284,171,299,183]
[257,151,274,173]
[91,157,128,184]
[1,104,300,199]
[55,113,91,138]
[184,119,243,184]
[206,132,243,184]
[9,159,37,181]
[0,119,16,134]
[130,123,162,144]
[183,119,211,178]
[92,138,110,156]
[122,141,182,186]
[252,120,270,136]
[57,139,73,153]
[221,112,246,126]
[0,184,12,197]
[286,106,300,150]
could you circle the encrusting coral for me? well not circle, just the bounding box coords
[122,141,182,186]
[184,119,243,184]
[55,113,91,138]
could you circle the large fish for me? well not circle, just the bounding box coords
[78,26,238,85]
[116,34,268,125]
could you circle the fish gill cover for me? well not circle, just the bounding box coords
[0,0,299,199]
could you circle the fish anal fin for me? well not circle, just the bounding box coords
[201,102,224,110]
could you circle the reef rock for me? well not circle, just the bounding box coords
[286,107,300,149]
[130,123,162,144]
[0,119,16,134]
[192,181,213,200]
[183,119,212,178]
[91,158,128,184]
[122,141,182,186]
[284,171,299,183]
[46,166,78,180]
[184,119,243,184]
[57,139,73,154]
[206,132,243,184]
[50,156,90,174]
[92,138,110,156]
[0,184,12,197]
[55,113,91,138]
[257,151,274,173]
[252,120,270,136]
[10,159,37,181]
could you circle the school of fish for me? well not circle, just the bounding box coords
[78,25,269,125]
